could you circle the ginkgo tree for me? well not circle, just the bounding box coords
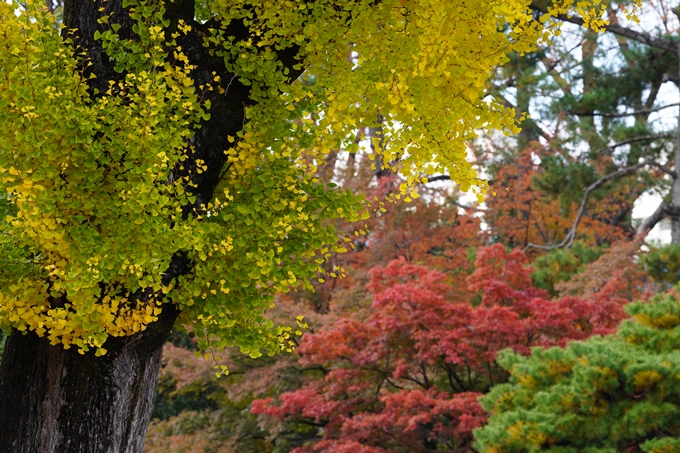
[0,0,617,451]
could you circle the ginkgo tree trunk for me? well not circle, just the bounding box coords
[0,0,616,451]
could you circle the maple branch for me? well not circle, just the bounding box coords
[525,159,675,252]
[529,3,677,53]
[442,362,465,393]
[569,103,680,118]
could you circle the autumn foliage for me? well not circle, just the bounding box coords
[252,245,629,452]
[131,0,677,450]
[487,147,630,251]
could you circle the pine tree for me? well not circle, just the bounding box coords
[474,290,680,453]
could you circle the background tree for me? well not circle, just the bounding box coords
[142,156,487,452]
[134,2,680,448]
[484,0,680,250]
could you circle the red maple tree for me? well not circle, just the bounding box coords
[252,244,628,452]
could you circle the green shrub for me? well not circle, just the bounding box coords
[640,243,680,287]
[474,291,680,452]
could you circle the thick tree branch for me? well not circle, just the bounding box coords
[636,201,671,236]
[63,0,308,299]
[569,103,680,118]
[525,159,674,252]
[663,73,679,86]
[425,175,452,183]
[530,3,677,53]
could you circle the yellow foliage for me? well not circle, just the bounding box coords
[0,0,633,357]
[635,313,680,329]
[518,374,538,388]
[633,370,664,390]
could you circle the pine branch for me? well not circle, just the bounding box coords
[569,103,680,118]
[597,133,676,156]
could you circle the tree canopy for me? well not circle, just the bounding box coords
[0,0,618,362]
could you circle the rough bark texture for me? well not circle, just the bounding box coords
[0,304,179,453]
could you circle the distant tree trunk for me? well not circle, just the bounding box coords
[0,305,179,453]
[671,45,680,245]
[640,45,680,245]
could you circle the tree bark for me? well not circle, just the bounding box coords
[0,304,179,453]
[0,1,238,449]
[671,44,680,245]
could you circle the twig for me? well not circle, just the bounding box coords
[597,133,675,156]
[530,3,677,53]
[489,89,552,141]
[453,200,486,211]
[425,174,452,182]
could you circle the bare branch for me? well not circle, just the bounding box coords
[646,160,677,178]
[525,159,675,252]
[569,103,680,118]
[597,133,675,156]
[530,3,677,53]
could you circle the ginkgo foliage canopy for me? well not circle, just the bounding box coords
[0,0,614,360]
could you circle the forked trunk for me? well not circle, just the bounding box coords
[0,305,179,453]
